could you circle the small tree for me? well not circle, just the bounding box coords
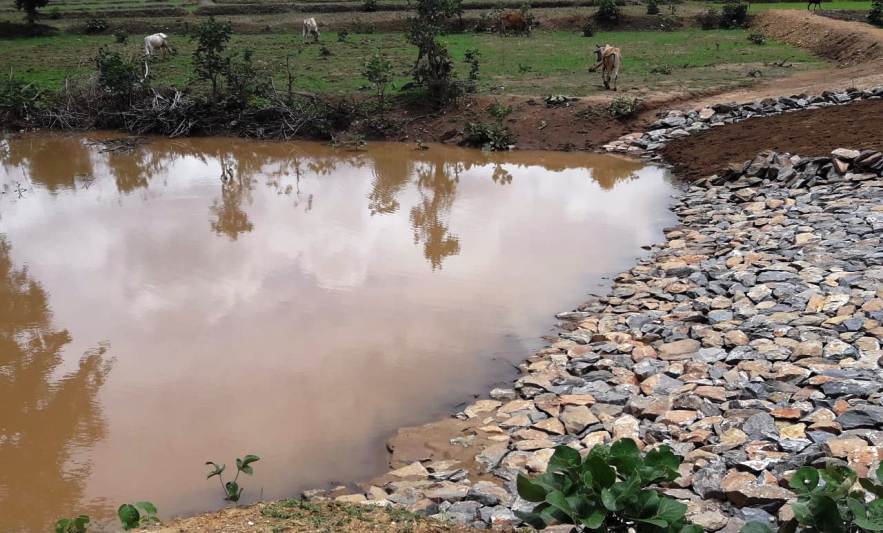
[363,51,392,118]
[646,0,660,15]
[15,0,49,25]
[407,0,464,106]
[596,0,621,24]
[192,17,232,101]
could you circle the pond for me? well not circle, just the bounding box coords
[0,134,677,531]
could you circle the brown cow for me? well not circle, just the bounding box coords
[498,11,530,35]
[589,44,622,91]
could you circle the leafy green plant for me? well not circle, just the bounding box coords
[748,33,766,45]
[516,440,700,532]
[84,17,108,34]
[117,501,159,530]
[596,0,621,25]
[0,73,43,119]
[206,454,260,502]
[407,0,465,106]
[113,29,128,44]
[363,51,392,117]
[55,515,90,533]
[582,20,595,37]
[192,17,233,101]
[462,101,515,151]
[464,48,481,82]
[337,30,349,42]
[869,0,883,27]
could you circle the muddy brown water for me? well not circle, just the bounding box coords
[0,133,676,532]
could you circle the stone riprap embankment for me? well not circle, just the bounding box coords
[311,147,883,531]
[602,86,883,158]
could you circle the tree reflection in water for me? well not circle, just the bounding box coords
[0,237,112,532]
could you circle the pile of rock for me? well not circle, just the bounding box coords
[308,150,882,531]
[602,86,883,156]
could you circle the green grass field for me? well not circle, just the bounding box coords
[0,29,825,97]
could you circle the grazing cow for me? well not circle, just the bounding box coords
[499,11,530,35]
[303,18,320,43]
[144,33,173,57]
[807,0,821,10]
[589,43,622,91]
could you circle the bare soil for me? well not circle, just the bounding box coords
[660,97,883,179]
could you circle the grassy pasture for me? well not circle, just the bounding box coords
[0,29,824,97]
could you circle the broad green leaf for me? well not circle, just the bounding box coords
[861,479,883,499]
[205,461,225,479]
[225,481,242,502]
[601,487,620,512]
[117,504,140,530]
[517,474,549,503]
[548,445,582,474]
[236,454,260,475]
[609,438,640,475]
[546,490,575,522]
[55,519,72,533]
[515,510,548,529]
[581,508,607,529]
[876,463,883,484]
[585,456,616,490]
[820,466,856,499]
[635,488,660,516]
[811,494,846,532]
[740,521,775,533]
[634,517,669,528]
[642,445,682,482]
[654,496,687,525]
[790,467,820,495]
[790,500,813,525]
[134,501,157,515]
[859,499,883,531]
[679,525,704,533]
[538,502,571,525]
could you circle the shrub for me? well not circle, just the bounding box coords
[0,74,43,120]
[225,49,269,105]
[113,29,128,44]
[95,47,140,104]
[869,0,883,26]
[650,64,672,74]
[55,516,89,533]
[337,29,349,42]
[517,441,701,532]
[748,32,766,44]
[15,0,49,24]
[407,0,464,106]
[697,7,719,29]
[117,502,159,530]
[582,20,595,36]
[47,6,60,19]
[646,0,660,15]
[363,0,378,11]
[191,17,232,101]
[363,51,392,117]
[720,1,748,28]
[608,96,643,118]
[462,100,515,151]
[596,0,621,24]
[519,3,537,33]
[84,16,108,34]
[206,454,260,502]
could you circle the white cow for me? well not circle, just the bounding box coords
[302,18,320,43]
[144,33,173,57]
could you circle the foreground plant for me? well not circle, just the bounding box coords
[206,454,260,502]
[742,463,883,533]
[55,515,89,533]
[516,439,700,532]
[117,501,160,530]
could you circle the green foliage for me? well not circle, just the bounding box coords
[363,0,378,11]
[407,0,465,106]
[117,501,159,530]
[462,99,515,151]
[596,0,622,25]
[582,20,596,36]
[869,0,883,26]
[608,96,643,118]
[95,47,140,104]
[463,47,481,81]
[647,0,660,15]
[363,51,392,115]
[84,17,108,34]
[207,454,260,502]
[113,29,128,44]
[748,32,766,45]
[0,73,43,119]
[55,515,89,533]
[720,2,749,28]
[337,30,349,42]
[224,49,269,105]
[192,17,233,101]
[15,0,49,24]
[516,440,699,532]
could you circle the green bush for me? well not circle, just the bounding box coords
[224,49,269,105]
[113,29,128,44]
[95,47,140,105]
[646,0,660,15]
[462,100,515,151]
[748,32,766,44]
[582,20,595,36]
[608,96,643,118]
[869,0,883,26]
[363,0,378,11]
[0,74,43,119]
[596,0,621,24]
[84,16,107,34]
[720,1,748,28]
[192,17,233,101]
[516,440,701,532]
[363,51,392,116]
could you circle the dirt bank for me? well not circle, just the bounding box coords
[659,97,883,179]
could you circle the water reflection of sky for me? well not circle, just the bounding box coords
[0,134,676,532]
